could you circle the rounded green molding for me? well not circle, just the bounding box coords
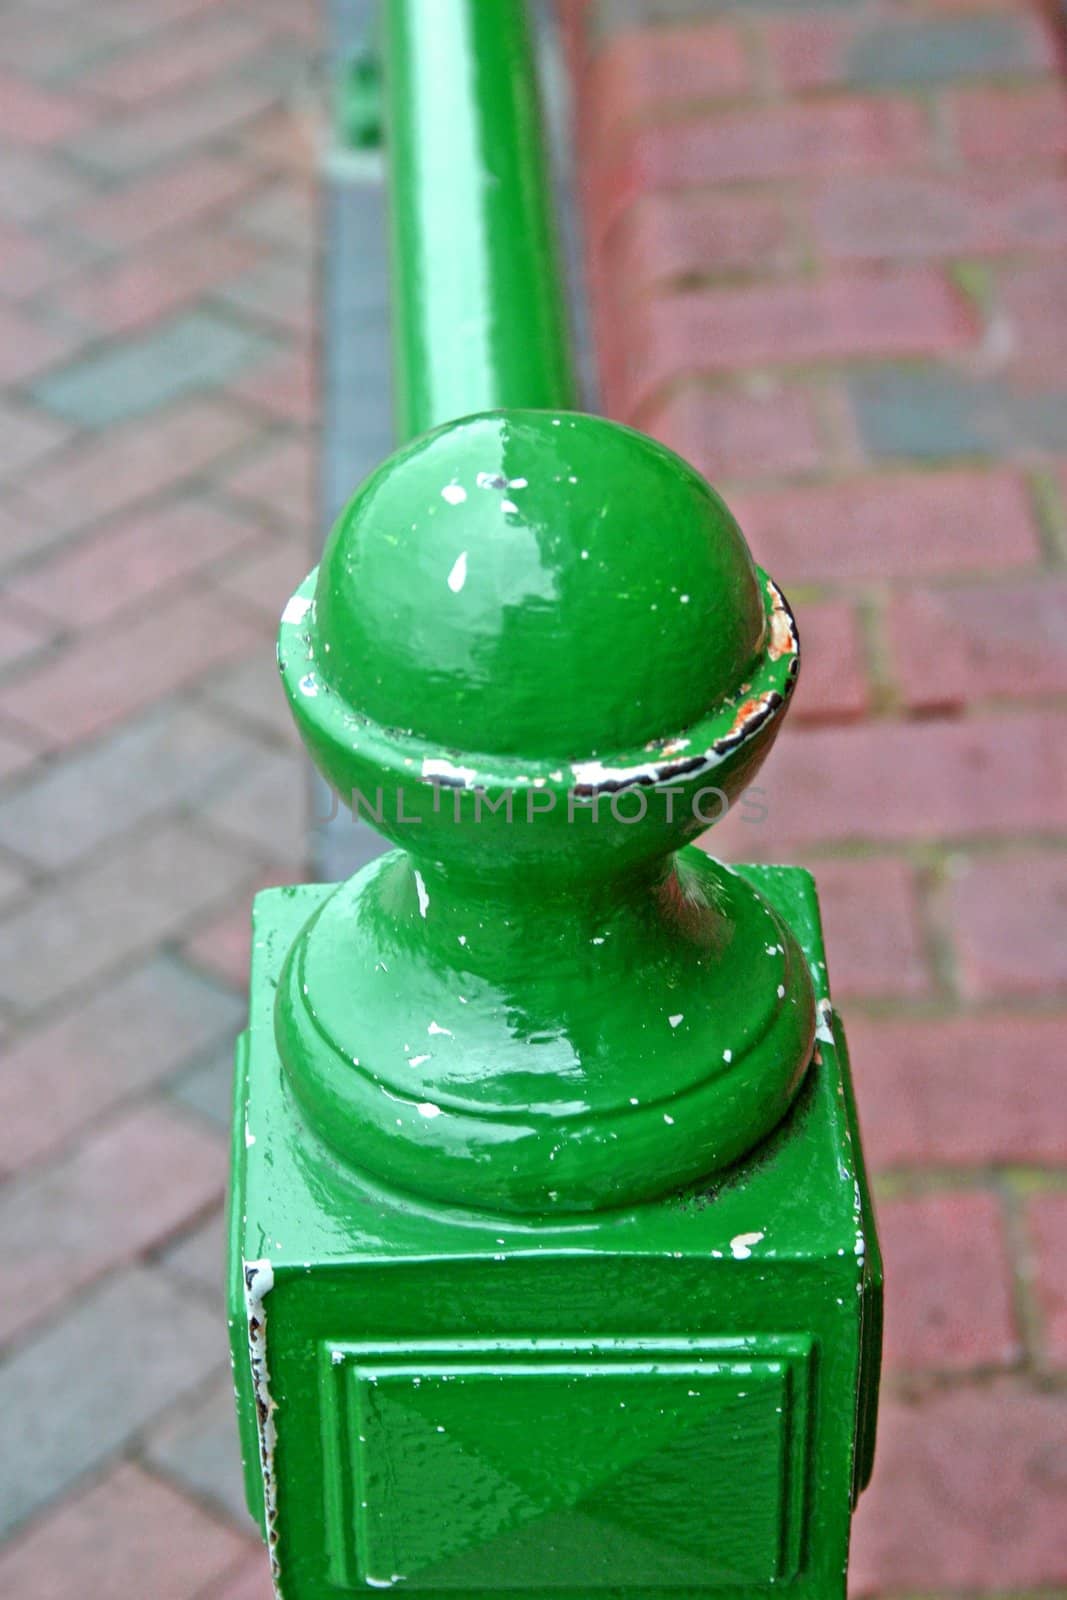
[276,410,815,1215]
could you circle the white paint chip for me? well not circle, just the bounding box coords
[815,999,835,1045]
[281,594,312,625]
[414,870,430,918]
[242,1260,280,1588]
[440,483,467,505]
[730,1231,765,1260]
[447,551,468,593]
[422,756,477,786]
[668,1013,684,1029]
[417,1102,442,1119]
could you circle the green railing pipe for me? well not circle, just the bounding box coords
[382,0,578,440]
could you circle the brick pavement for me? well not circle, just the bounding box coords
[0,0,316,1593]
[568,0,1067,1589]
[1,0,1065,1595]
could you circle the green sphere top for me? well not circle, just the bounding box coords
[312,410,766,759]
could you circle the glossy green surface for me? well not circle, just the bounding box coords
[276,410,812,1213]
[383,0,576,438]
[313,411,766,757]
[324,1338,812,1588]
[230,0,883,1581]
[229,868,883,1599]
[274,844,813,1213]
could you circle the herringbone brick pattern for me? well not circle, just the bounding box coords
[569,0,1067,1588]
[3,0,1066,1593]
[0,1,317,1593]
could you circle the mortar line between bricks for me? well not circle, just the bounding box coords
[0,819,269,1003]
[185,687,307,763]
[830,991,1067,1024]
[585,76,1059,146]
[0,546,282,658]
[209,486,313,541]
[0,1342,236,1548]
[628,360,1012,437]
[916,852,965,1004]
[11,325,286,434]
[8,945,240,1043]
[0,660,273,765]
[1,423,292,579]
[0,1036,241,1192]
[149,1244,226,1313]
[1026,466,1067,566]
[732,832,1067,863]
[175,805,308,881]
[852,589,897,712]
[0,1188,226,1365]
[121,1346,248,1459]
[779,570,1058,607]
[874,1166,1067,1200]
[67,163,279,248]
[0,1458,120,1559]
[3,558,276,657]
[998,1173,1049,1372]
[53,99,289,191]
[189,1548,267,1600]
[0,685,287,844]
[885,1367,1067,1405]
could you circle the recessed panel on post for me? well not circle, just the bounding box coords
[230,405,883,1600]
[319,1338,813,1592]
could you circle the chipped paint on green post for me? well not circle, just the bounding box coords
[228,410,882,1598]
[274,412,814,1215]
[228,1,881,1594]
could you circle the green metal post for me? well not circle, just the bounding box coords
[229,7,882,1599]
[382,0,577,437]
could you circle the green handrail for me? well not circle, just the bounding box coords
[382,0,578,440]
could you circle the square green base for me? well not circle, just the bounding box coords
[228,866,882,1600]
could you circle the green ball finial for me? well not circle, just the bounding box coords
[274,410,814,1215]
[312,410,767,759]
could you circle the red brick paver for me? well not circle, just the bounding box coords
[571,0,1067,1588]
[0,1464,250,1600]
[850,1383,1067,1593]
[0,0,312,1590]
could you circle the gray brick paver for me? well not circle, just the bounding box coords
[0,1267,226,1540]
[145,1371,252,1529]
[0,704,269,870]
[0,820,258,1012]
[0,956,242,1173]
[0,0,314,1582]
[31,310,278,428]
